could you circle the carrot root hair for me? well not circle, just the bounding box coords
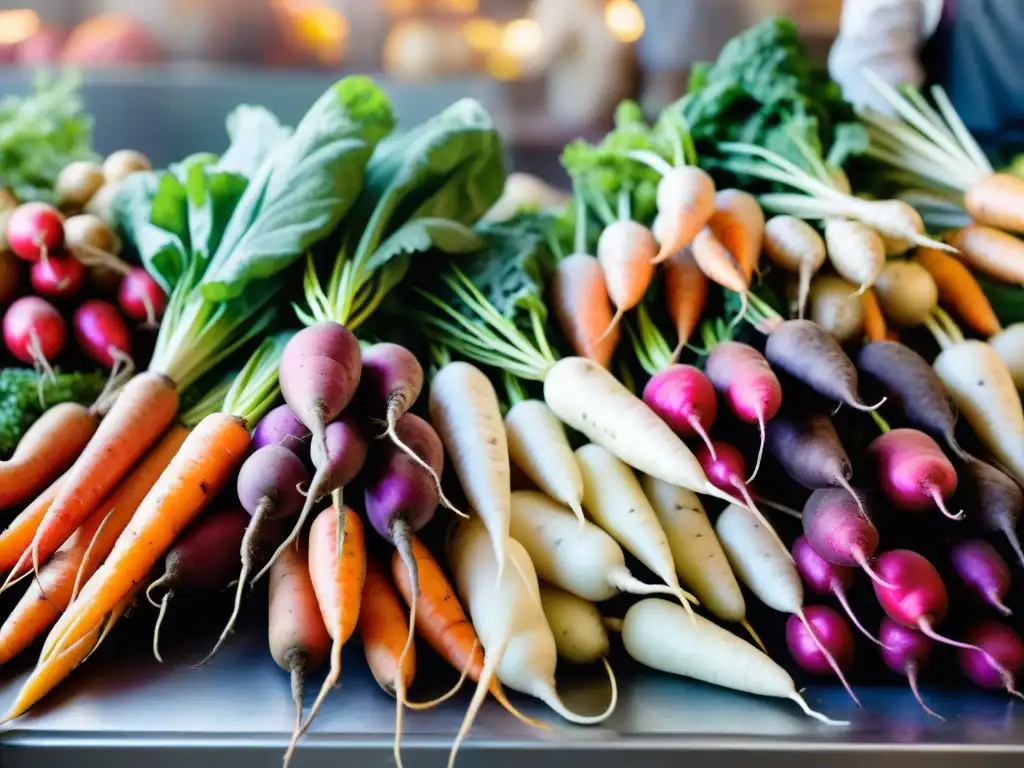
[850,395,887,413]
[798,609,861,708]
[282,650,309,768]
[0,550,33,595]
[852,547,896,590]
[831,581,884,646]
[447,634,507,768]
[928,486,964,520]
[71,508,116,604]
[597,307,624,344]
[905,662,944,720]
[151,589,172,663]
[253,468,325,585]
[405,640,477,711]
[536,657,618,724]
[741,618,766,653]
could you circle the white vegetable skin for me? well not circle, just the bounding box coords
[430,362,511,577]
[989,323,1024,390]
[824,218,885,292]
[575,444,696,608]
[854,199,924,257]
[872,260,938,327]
[539,585,609,664]
[808,274,866,344]
[764,215,826,319]
[642,476,745,622]
[505,400,584,521]
[933,340,1024,486]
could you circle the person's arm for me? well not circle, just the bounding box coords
[828,0,942,112]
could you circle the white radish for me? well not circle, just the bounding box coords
[854,199,926,257]
[619,598,846,725]
[764,215,826,319]
[824,219,886,294]
[505,400,584,523]
[808,275,866,344]
[447,520,616,767]
[575,444,697,612]
[510,490,682,602]
[872,261,938,327]
[538,585,611,665]
[430,362,511,580]
[989,324,1024,390]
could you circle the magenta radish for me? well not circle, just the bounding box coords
[30,254,84,299]
[703,340,781,481]
[802,487,891,588]
[642,364,718,459]
[6,202,64,262]
[966,458,1024,567]
[879,619,942,719]
[950,540,1013,616]
[786,606,856,686]
[958,620,1024,694]
[868,428,962,520]
[792,536,881,644]
[872,549,1017,692]
[118,267,166,327]
[72,300,132,370]
[205,444,310,662]
[3,296,65,371]
[251,404,311,460]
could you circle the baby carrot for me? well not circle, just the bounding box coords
[662,248,709,358]
[915,245,1001,336]
[0,472,64,576]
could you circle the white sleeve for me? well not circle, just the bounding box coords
[828,0,935,112]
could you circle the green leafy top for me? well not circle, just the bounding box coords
[0,71,96,203]
[0,368,106,456]
[222,332,292,427]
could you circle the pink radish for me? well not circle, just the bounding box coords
[251,404,311,461]
[6,203,63,263]
[802,487,891,588]
[73,300,132,370]
[118,267,166,327]
[951,539,1013,616]
[30,254,84,299]
[642,364,718,459]
[868,428,962,520]
[879,619,943,719]
[3,296,65,372]
[792,535,881,645]
[704,340,781,482]
[786,605,857,701]
[958,620,1024,695]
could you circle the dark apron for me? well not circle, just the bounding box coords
[923,0,1024,160]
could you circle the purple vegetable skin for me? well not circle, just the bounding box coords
[958,620,1024,695]
[879,618,942,719]
[950,539,1013,616]
[252,404,311,460]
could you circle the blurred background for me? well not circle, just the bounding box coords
[0,0,842,176]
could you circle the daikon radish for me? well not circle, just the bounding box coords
[538,585,611,665]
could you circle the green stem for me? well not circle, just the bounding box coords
[503,371,527,406]
[587,182,616,228]
[747,291,782,321]
[530,310,557,364]
[636,303,673,372]
[700,320,719,352]
[617,359,637,396]
[923,313,953,351]
[573,187,587,256]
[871,410,891,434]
[617,188,631,222]
[933,306,965,344]
[625,321,658,378]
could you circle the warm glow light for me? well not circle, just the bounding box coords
[383,0,419,15]
[604,0,645,43]
[438,0,478,13]
[461,18,501,52]
[0,9,40,46]
[501,18,542,60]
[272,0,349,65]
[486,49,522,81]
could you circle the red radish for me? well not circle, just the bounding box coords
[879,619,942,719]
[958,620,1024,695]
[704,341,782,482]
[6,203,64,263]
[30,254,85,299]
[786,606,857,696]
[872,549,1017,692]
[642,364,718,459]
[950,540,1013,616]
[73,300,132,370]
[802,487,892,588]
[118,267,166,327]
[792,536,881,645]
[3,297,65,371]
[868,428,962,520]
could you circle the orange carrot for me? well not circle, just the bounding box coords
[691,226,749,322]
[651,166,716,264]
[861,288,888,343]
[0,402,97,510]
[29,371,179,576]
[0,472,63,575]
[550,253,619,368]
[965,172,1024,234]
[709,189,764,283]
[0,426,189,664]
[39,412,248,662]
[950,225,1024,284]
[662,248,709,358]
[915,245,1001,336]
[596,191,657,337]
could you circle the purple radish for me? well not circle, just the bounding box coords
[868,428,962,520]
[872,549,1017,694]
[145,506,250,662]
[765,319,885,412]
[252,404,312,460]
[786,605,858,704]
[879,618,942,719]
[951,539,1013,616]
[958,620,1024,695]
[204,445,310,662]
[642,363,719,460]
[802,487,891,587]
[966,458,1024,567]
[857,341,965,460]
[704,341,782,481]
[792,535,881,645]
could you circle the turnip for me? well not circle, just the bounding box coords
[879,619,942,719]
[118,267,166,327]
[251,404,311,460]
[84,183,120,225]
[786,605,857,699]
[642,364,718,460]
[5,203,63,263]
[807,275,865,344]
[102,149,151,182]
[868,428,962,520]
[538,585,611,666]
[3,296,65,376]
[950,539,1012,616]
[63,213,117,256]
[965,458,1024,566]
[802,487,891,587]
[30,254,84,299]
[958,620,1024,695]
[792,536,880,644]
[872,261,938,328]
[72,300,132,371]
[824,218,886,293]
[763,214,826,318]
[55,161,105,209]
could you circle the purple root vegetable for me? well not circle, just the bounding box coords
[786,605,860,705]
[251,404,312,461]
[792,536,881,645]
[642,363,719,461]
[764,319,885,412]
[857,341,966,461]
[966,458,1024,567]
[958,620,1024,696]
[766,409,864,516]
[951,539,1013,616]
[802,487,892,588]
[868,428,962,520]
[873,549,1017,694]
[879,619,943,719]
[203,445,310,663]
[704,341,782,482]
[144,506,251,662]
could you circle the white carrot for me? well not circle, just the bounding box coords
[824,219,886,294]
[990,324,1024,390]
[764,215,826,319]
